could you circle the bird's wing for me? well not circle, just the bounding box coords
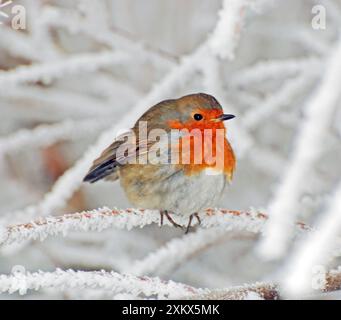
[83,130,138,183]
[83,127,190,183]
[83,129,177,183]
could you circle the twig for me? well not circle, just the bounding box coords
[231,57,321,88]
[2,266,341,299]
[127,227,228,276]
[0,268,204,298]
[208,0,247,59]
[0,51,129,89]
[0,118,111,155]
[259,38,341,260]
[0,208,311,248]
[243,71,317,130]
[44,6,177,67]
[283,181,341,296]
[185,282,279,300]
[186,267,341,300]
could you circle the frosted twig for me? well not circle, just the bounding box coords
[209,0,247,59]
[243,71,318,130]
[293,29,328,55]
[254,150,288,179]
[283,181,341,296]
[0,208,311,248]
[0,27,42,61]
[0,51,129,89]
[2,265,341,299]
[250,25,328,56]
[231,57,321,88]
[128,227,228,276]
[185,267,341,300]
[0,118,111,155]
[0,268,204,298]
[0,85,114,118]
[44,6,176,68]
[259,38,341,260]
[185,282,279,300]
[40,241,122,271]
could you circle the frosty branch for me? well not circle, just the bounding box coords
[2,266,341,299]
[0,51,129,89]
[259,38,341,260]
[0,268,204,299]
[0,207,311,248]
[185,267,341,300]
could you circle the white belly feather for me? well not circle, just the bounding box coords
[157,168,227,216]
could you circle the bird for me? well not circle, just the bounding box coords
[84,93,236,233]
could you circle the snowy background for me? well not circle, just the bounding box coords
[0,0,341,299]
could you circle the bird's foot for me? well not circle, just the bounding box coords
[185,213,201,234]
[160,210,183,229]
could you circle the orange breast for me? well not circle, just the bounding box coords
[167,118,236,180]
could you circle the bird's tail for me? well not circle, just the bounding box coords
[83,159,117,183]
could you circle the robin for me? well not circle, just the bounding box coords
[84,93,236,233]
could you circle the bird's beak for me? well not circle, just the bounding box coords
[211,114,236,122]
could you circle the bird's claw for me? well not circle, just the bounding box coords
[160,210,183,229]
[185,213,201,234]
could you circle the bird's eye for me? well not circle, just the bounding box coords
[193,113,203,121]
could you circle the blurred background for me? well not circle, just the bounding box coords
[0,0,340,299]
